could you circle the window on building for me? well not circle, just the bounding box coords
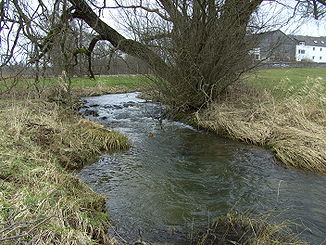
[321,48,323,51]
[255,54,260,60]
[314,40,318,44]
[313,47,315,51]
[299,41,305,45]
[253,48,260,53]
[320,56,322,60]
[298,49,305,54]
[313,56,315,59]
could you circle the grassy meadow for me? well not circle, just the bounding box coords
[0,74,152,99]
[0,74,151,89]
[247,67,326,100]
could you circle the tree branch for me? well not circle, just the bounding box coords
[142,32,173,42]
[98,1,172,22]
[0,23,23,68]
[86,36,102,79]
[157,0,186,29]
[68,0,173,81]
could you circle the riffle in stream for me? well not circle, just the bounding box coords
[78,92,326,244]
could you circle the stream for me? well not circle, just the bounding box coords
[78,92,326,244]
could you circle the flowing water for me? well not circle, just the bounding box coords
[78,92,326,244]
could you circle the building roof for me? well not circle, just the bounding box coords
[290,35,326,47]
[256,30,289,40]
[254,30,297,44]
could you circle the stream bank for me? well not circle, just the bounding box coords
[0,91,131,244]
[195,79,326,175]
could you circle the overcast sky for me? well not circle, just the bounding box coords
[260,0,326,36]
[288,20,326,36]
[103,0,326,37]
[29,0,326,37]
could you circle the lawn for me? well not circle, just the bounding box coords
[70,75,152,88]
[247,67,326,99]
[0,74,152,92]
[1,68,325,100]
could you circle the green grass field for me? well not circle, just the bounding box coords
[70,75,152,87]
[0,74,152,92]
[1,68,325,99]
[247,67,326,99]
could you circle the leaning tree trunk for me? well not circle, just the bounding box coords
[68,0,174,82]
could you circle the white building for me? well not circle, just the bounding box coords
[294,35,326,63]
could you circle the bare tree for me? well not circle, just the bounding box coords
[297,0,326,19]
[69,0,265,110]
[1,0,265,110]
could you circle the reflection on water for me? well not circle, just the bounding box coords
[78,93,326,244]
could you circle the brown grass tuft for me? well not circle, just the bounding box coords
[196,212,307,245]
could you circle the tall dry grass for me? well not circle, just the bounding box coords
[196,78,326,174]
[0,98,129,244]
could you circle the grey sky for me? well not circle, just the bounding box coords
[104,0,326,37]
[29,0,326,37]
[286,19,326,36]
[260,0,326,36]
